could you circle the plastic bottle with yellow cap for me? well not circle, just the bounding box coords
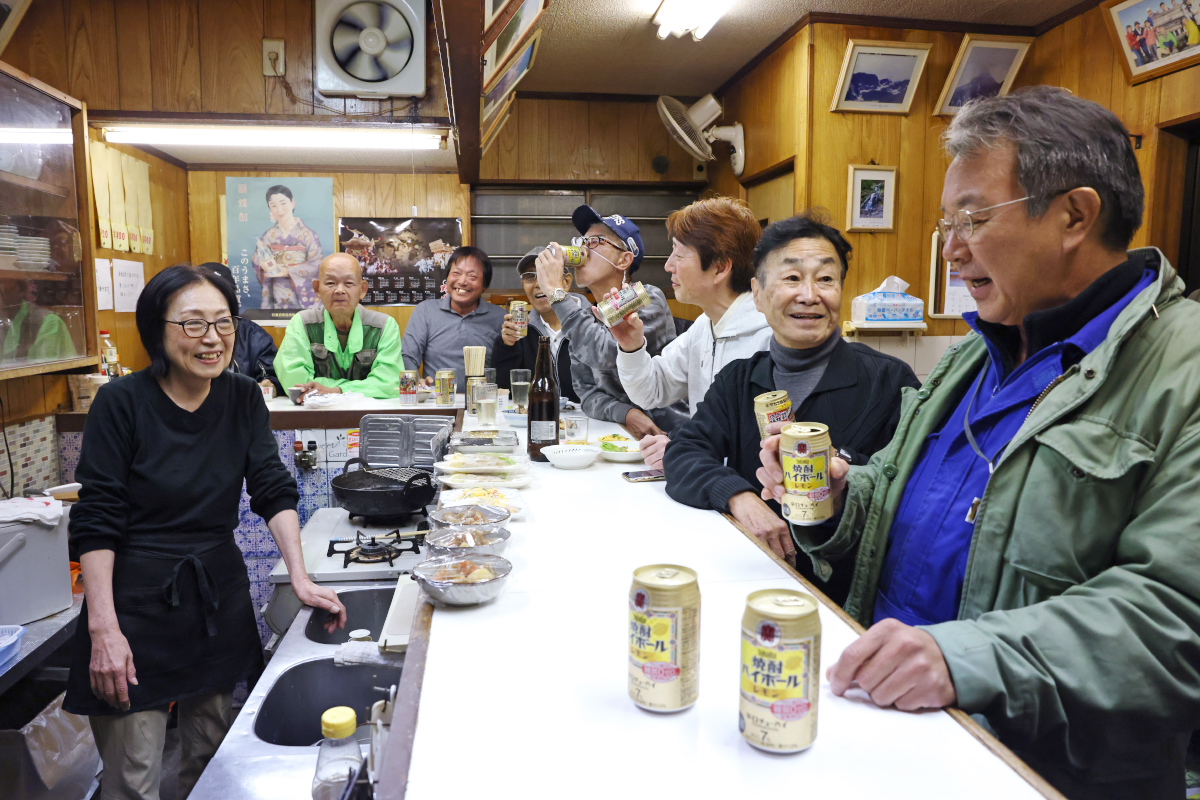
[312,706,362,800]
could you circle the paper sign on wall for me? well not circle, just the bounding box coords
[90,142,113,250]
[137,160,154,255]
[95,258,114,311]
[106,148,129,252]
[113,259,144,312]
[122,153,142,254]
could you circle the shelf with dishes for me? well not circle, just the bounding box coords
[0,169,72,198]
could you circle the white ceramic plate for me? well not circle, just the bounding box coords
[437,473,533,489]
[599,447,644,463]
[434,455,529,473]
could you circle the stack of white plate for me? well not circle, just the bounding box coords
[0,225,16,257]
[15,234,51,270]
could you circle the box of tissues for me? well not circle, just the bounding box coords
[851,276,924,324]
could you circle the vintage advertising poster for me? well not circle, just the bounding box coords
[338,217,462,305]
[225,177,335,320]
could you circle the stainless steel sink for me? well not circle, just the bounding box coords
[253,657,401,746]
[305,587,394,644]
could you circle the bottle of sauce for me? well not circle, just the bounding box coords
[527,336,560,462]
[311,706,362,800]
[100,330,120,378]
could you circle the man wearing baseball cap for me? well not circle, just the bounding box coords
[534,205,687,437]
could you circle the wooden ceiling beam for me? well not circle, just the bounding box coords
[435,0,483,185]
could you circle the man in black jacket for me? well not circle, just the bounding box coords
[204,263,283,394]
[493,247,587,402]
[664,213,918,606]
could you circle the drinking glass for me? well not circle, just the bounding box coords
[509,369,531,412]
[475,383,499,426]
[483,367,497,385]
[562,412,589,444]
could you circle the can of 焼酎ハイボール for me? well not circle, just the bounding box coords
[629,564,700,713]
[754,390,792,440]
[739,588,821,753]
[779,422,833,525]
[435,369,455,405]
[509,300,530,338]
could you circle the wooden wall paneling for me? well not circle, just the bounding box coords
[1157,66,1200,124]
[65,0,121,108]
[794,26,812,212]
[113,0,154,110]
[588,101,620,179]
[1056,14,1085,94]
[263,0,312,114]
[548,100,587,180]
[1150,129,1189,266]
[517,99,550,180]
[636,101,672,182]
[494,107,520,179]
[42,374,71,417]
[147,0,202,112]
[376,173,399,217]
[617,104,642,181]
[187,171,221,265]
[2,0,70,92]
[1075,9,1114,107]
[739,36,798,178]
[199,0,265,114]
[1019,22,1063,87]
[341,172,377,217]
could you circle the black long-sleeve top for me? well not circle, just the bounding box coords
[70,369,299,556]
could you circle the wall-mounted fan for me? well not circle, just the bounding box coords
[316,0,426,99]
[657,94,745,176]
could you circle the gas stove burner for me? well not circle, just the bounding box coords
[347,508,430,529]
[327,528,425,568]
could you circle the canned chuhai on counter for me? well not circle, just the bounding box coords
[399,370,420,403]
[754,390,793,440]
[739,589,821,753]
[465,376,485,415]
[509,300,530,338]
[629,565,700,713]
[598,282,653,328]
[779,422,833,525]
[435,369,455,405]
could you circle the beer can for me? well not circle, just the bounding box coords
[435,369,455,406]
[754,390,793,440]
[399,370,420,404]
[598,282,654,328]
[465,376,486,415]
[555,244,586,267]
[739,589,821,753]
[779,422,834,525]
[629,564,700,713]
[509,300,530,338]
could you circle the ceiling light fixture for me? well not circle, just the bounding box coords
[102,125,445,150]
[0,127,74,145]
[652,0,735,41]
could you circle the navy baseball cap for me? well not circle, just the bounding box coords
[572,205,645,273]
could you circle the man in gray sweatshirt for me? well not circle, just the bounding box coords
[533,205,686,437]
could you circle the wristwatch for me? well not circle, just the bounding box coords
[550,288,568,303]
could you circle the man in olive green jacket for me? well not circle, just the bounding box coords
[759,88,1200,799]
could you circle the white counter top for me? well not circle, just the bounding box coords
[401,417,1055,799]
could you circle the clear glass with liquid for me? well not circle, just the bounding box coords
[510,369,531,413]
[475,382,498,426]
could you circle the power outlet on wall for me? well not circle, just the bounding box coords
[263,39,286,76]
[692,160,708,181]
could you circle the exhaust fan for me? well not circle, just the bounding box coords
[315,0,426,99]
[657,94,744,177]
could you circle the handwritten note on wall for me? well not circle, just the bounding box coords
[113,259,144,313]
[95,258,114,311]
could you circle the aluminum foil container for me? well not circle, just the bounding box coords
[429,504,511,530]
[425,525,511,559]
[414,554,512,606]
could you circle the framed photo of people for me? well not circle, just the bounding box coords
[225,177,335,320]
[483,0,548,89]
[482,28,542,120]
[934,34,1032,116]
[338,217,462,305]
[1102,0,1200,84]
[927,229,978,317]
[846,165,897,232]
[830,40,933,114]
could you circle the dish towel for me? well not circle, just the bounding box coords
[335,640,405,666]
[304,391,368,409]
[0,497,64,525]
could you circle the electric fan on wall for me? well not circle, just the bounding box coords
[657,94,745,176]
[315,0,426,99]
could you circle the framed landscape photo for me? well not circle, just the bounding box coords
[934,34,1032,116]
[484,0,516,31]
[482,91,515,141]
[830,40,933,114]
[927,229,977,317]
[482,28,542,119]
[481,107,514,157]
[483,0,547,88]
[846,165,896,232]
[1102,0,1200,85]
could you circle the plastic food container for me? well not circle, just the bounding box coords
[413,555,512,606]
[429,504,511,530]
[0,625,26,665]
[425,526,511,559]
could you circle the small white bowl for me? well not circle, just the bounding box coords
[599,447,644,463]
[540,444,601,470]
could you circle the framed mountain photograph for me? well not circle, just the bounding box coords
[831,40,933,114]
[935,34,1032,116]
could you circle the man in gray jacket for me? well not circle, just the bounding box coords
[533,205,685,437]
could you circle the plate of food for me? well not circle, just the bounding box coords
[440,486,527,520]
[434,452,529,474]
[597,433,645,463]
[437,472,533,490]
[450,429,519,453]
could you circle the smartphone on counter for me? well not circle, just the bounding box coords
[622,469,665,483]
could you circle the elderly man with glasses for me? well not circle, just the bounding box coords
[757,86,1200,799]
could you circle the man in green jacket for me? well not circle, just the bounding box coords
[276,252,402,401]
[758,87,1200,799]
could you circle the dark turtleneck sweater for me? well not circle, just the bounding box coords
[770,329,842,410]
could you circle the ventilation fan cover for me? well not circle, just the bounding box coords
[316,0,426,99]
[657,96,713,162]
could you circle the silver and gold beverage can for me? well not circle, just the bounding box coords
[399,370,419,404]
[435,369,455,405]
[779,422,833,525]
[465,376,485,415]
[629,564,700,713]
[739,589,821,753]
[555,243,586,267]
[598,282,653,328]
[509,300,530,338]
[754,390,793,440]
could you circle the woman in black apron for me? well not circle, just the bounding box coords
[65,265,346,800]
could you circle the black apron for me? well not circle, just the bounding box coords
[64,533,263,716]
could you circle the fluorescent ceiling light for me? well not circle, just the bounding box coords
[653,0,735,41]
[0,127,74,145]
[102,125,444,150]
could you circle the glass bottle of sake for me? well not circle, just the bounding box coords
[527,336,560,461]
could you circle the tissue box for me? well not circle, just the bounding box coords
[852,290,924,323]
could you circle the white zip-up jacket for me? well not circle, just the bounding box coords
[615,291,772,416]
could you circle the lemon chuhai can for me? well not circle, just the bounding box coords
[739,589,821,753]
[629,565,700,712]
[779,422,833,524]
[754,390,792,440]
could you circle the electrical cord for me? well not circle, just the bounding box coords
[267,52,417,119]
[0,395,14,499]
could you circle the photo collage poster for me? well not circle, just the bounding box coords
[338,217,463,305]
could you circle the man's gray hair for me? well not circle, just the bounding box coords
[943,86,1143,251]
